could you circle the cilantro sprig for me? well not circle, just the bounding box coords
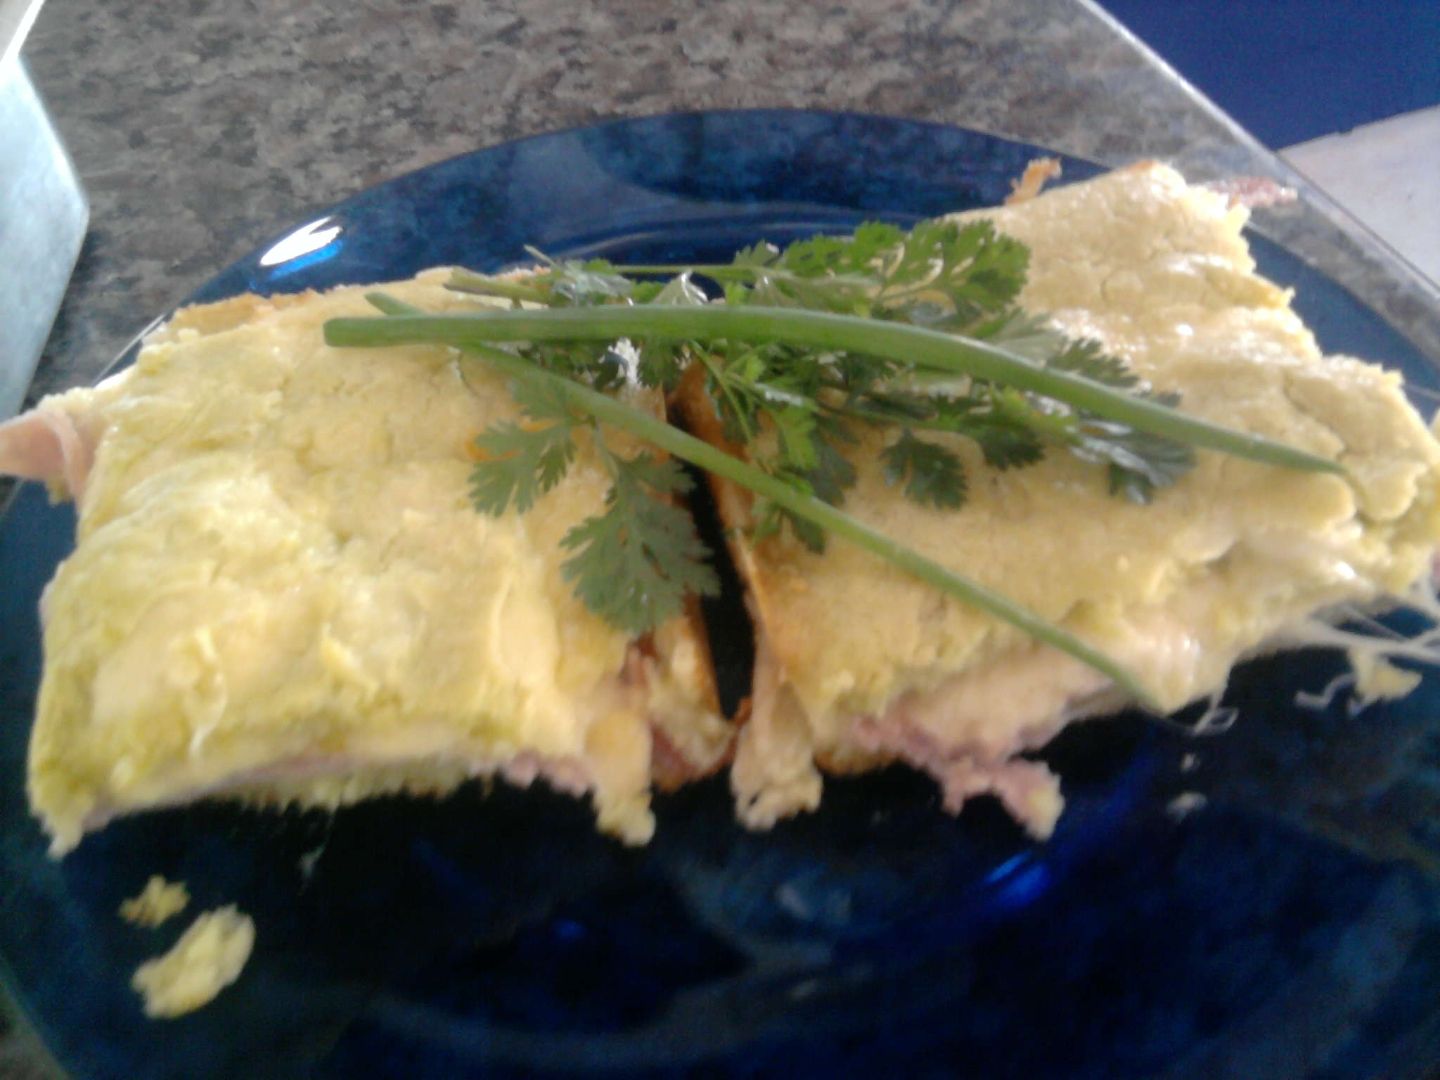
[326,218,1340,700]
[467,380,581,515]
[560,449,719,634]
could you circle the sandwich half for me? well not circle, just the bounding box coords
[1,273,731,854]
[678,162,1440,837]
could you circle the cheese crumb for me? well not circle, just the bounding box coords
[131,906,255,1019]
[119,876,190,928]
[1350,652,1423,704]
[1166,792,1208,820]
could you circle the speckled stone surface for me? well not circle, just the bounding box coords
[15,0,1437,420]
[15,0,1438,410]
[16,0,1422,411]
[5,1,1440,1074]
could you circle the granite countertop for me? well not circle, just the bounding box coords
[20,0,1440,407]
[18,0,1256,408]
[5,0,1438,1075]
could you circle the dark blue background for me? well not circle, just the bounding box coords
[1101,0,1440,147]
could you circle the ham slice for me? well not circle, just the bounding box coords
[0,400,95,496]
[0,370,132,499]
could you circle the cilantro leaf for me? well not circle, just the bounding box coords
[560,453,720,632]
[1105,432,1197,503]
[970,309,1068,363]
[523,247,635,306]
[520,340,614,382]
[751,473,829,553]
[881,431,968,509]
[770,405,820,472]
[803,421,859,504]
[651,272,709,307]
[831,351,901,393]
[875,220,1028,328]
[731,241,779,268]
[636,341,685,391]
[468,379,584,514]
[774,222,903,280]
[635,272,740,392]
[509,376,579,423]
[769,506,827,552]
[772,234,857,277]
[703,345,772,445]
[1044,336,1140,389]
[967,418,1046,471]
[470,421,578,515]
[1069,392,1196,503]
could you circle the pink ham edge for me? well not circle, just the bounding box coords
[851,711,1065,838]
[0,371,130,499]
[0,407,93,498]
[56,637,721,851]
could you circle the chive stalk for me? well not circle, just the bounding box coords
[324,307,1340,476]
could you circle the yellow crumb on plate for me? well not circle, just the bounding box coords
[118,875,190,928]
[131,905,255,1019]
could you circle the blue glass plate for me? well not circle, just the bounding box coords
[3,110,1439,1079]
